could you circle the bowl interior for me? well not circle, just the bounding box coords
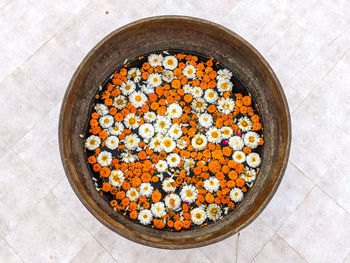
[59,16,291,249]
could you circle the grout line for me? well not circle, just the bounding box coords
[275,233,310,263]
[90,235,119,263]
[235,232,240,263]
[0,235,26,263]
[249,235,272,263]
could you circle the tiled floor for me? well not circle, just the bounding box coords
[1,0,350,262]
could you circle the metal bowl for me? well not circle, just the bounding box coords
[59,16,291,249]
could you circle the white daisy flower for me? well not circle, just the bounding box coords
[180,185,198,204]
[162,69,174,83]
[156,160,168,173]
[165,193,181,210]
[166,153,181,168]
[238,117,252,132]
[147,73,162,87]
[155,116,171,134]
[176,138,188,150]
[113,95,127,110]
[124,134,140,150]
[191,98,207,113]
[183,84,192,94]
[230,187,244,202]
[206,203,222,221]
[204,89,218,103]
[166,103,183,119]
[108,123,124,136]
[206,128,221,144]
[139,123,155,139]
[126,187,139,202]
[191,207,207,225]
[139,183,154,197]
[129,91,147,108]
[120,80,136,96]
[229,136,244,151]
[217,80,233,93]
[240,167,256,183]
[120,152,137,163]
[162,178,176,193]
[162,136,176,153]
[168,124,183,140]
[105,136,119,150]
[204,177,220,193]
[123,113,140,129]
[190,86,203,98]
[97,151,112,166]
[151,202,166,218]
[99,115,114,129]
[220,126,233,139]
[217,69,232,81]
[144,111,156,122]
[138,209,153,225]
[85,135,101,150]
[94,103,108,116]
[183,65,197,79]
[150,136,163,152]
[127,67,142,83]
[198,113,213,128]
[243,131,260,149]
[232,151,246,164]
[191,134,208,151]
[140,84,154,95]
[217,98,235,115]
[109,170,124,187]
[163,55,178,70]
[148,53,163,67]
[246,153,261,168]
[184,158,195,171]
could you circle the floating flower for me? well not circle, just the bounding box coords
[217,80,233,93]
[109,170,124,187]
[180,185,198,203]
[150,136,163,152]
[232,151,246,164]
[144,111,156,122]
[163,55,178,70]
[191,134,208,151]
[85,135,101,150]
[238,117,252,132]
[184,158,195,171]
[206,203,222,221]
[166,153,181,168]
[121,152,137,163]
[94,103,108,116]
[183,65,197,79]
[138,209,153,225]
[127,67,141,82]
[204,177,220,193]
[162,70,174,83]
[97,151,112,166]
[124,134,140,150]
[151,202,166,218]
[162,178,176,193]
[148,53,163,67]
[243,131,260,149]
[126,187,139,202]
[166,103,183,119]
[155,116,171,134]
[147,73,162,87]
[229,136,244,151]
[206,127,221,144]
[139,123,155,139]
[99,115,114,128]
[192,98,207,113]
[190,86,203,99]
[220,126,233,139]
[113,95,127,109]
[165,193,181,210]
[156,160,168,173]
[123,113,140,129]
[246,153,261,168]
[198,113,213,128]
[191,207,207,225]
[108,123,124,136]
[168,124,182,139]
[162,136,176,153]
[140,84,154,95]
[129,91,147,108]
[240,168,256,183]
[230,187,244,202]
[139,183,154,197]
[120,80,136,95]
[217,69,232,81]
[105,135,119,150]
[217,98,235,115]
[176,138,188,149]
[183,84,192,93]
[204,89,218,103]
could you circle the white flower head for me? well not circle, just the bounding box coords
[184,158,195,171]
[217,69,232,81]
[244,131,260,149]
[246,153,261,168]
[176,138,188,150]
[198,113,213,128]
[191,207,207,225]
[204,177,220,193]
[220,126,233,139]
[148,53,163,67]
[120,80,136,96]
[162,178,176,193]
[183,84,192,94]
[94,103,108,116]
[121,152,137,163]
[166,103,183,119]
[99,115,114,129]
[129,91,147,108]
[123,113,140,129]
[113,95,127,110]
[156,160,168,173]
[230,187,244,202]
[229,136,244,151]
[217,98,235,115]
[85,135,101,150]
[238,117,252,132]
[109,170,124,187]
[217,80,233,93]
[139,183,154,197]
[180,184,198,204]
[127,67,141,83]
[140,84,154,95]
[108,123,124,136]
[163,55,178,70]
[105,135,119,150]
[165,193,181,210]
[166,153,181,168]
[150,136,163,152]
[151,202,166,218]
[240,167,257,183]
[138,209,153,225]
[191,134,208,151]
[124,134,140,150]
[183,64,197,79]
[190,86,203,98]
[206,203,222,221]
[192,98,207,113]
[155,116,171,134]
[147,73,162,87]
[206,128,221,144]
[139,123,155,139]
[97,151,112,166]
[144,111,156,122]
[168,124,183,139]
[204,89,218,103]
[126,187,139,202]
[162,69,174,83]
[232,151,246,164]
[162,136,176,153]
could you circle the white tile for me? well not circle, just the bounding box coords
[13,104,65,190]
[0,150,51,236]
[70,237,115,263]
[5,193,92,263]
[345,253,350,263]
[221,0,292,54]
[269,0,317,22]
[252,234,307,263]
[236,218,274,263]
[52,178,103,236]
[278,187,350,263]
[0,0,11,9]
[259,162,314,232]
[199,235,237,263]
[0,237,22,263]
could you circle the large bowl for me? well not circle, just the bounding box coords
[59,16,291,249]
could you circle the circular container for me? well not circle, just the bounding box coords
[59,16,291,249]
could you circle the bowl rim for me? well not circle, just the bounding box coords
[59,15,291,249]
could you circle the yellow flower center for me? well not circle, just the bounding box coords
[135,95,142,102]
[129,117,136,125]
[186,190,193,197]
[196,137,204,145]
[241,120,248,127]
[90,139,96,145]
[249,136,255,143]
[167,59,174,65]
[125,85,131,90]
[212,131,219,138]
[195,213,201,219]
[164,140,172,147]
